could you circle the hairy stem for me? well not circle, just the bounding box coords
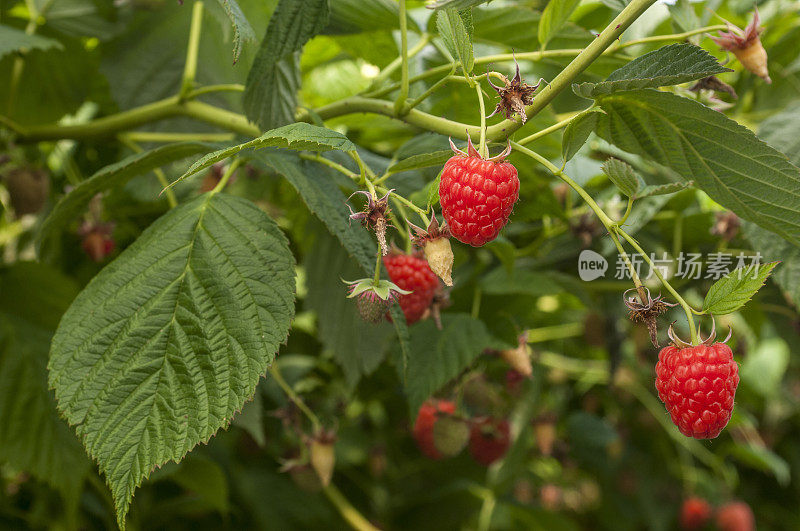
[394,0,410,116]
[180,0,205,100]
[322,485,379,531]
[268,364,322,431]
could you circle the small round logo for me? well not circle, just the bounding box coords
[578,250,608,281]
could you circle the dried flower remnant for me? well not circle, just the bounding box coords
[711,9,771,83]
[348,189,393,255]
[624,287,677,347]
[486,57,542,123]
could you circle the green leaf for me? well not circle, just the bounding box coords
[49,193,296,529]
[34,0,119,40]
[39,142,215,253]
[326,0,418,34]
[601,158,639,197]
[728,442,790,486]
[538,0,581,48]
[562,109,602,163]
[740,338,789,399]
[163,455,230,514]
[0,24,63,60]
[406,313,507,414]
[244,0,329,129]
[232,391,266,447]
[436,8,474,74]
[172,123,355,186]
[743,222,800,310]
[637,181,694,198]
[304,231,394,385]
[256,151,375,271]
[213,0,257,63]
[702,262,779,315]
[595,89,800,246]
[758,101,800,166]
[0,263,90,499]
[573,44,730,98]
[427,0,492,10]
[388,149,452,173]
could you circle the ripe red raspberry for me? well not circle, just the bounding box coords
[655,340,739,439]
[680,497,712,530]
[383,253,439,325]
[439,137,519,247]
[716,501,755,531]
[468,417,510,466]
[413,400,457,459]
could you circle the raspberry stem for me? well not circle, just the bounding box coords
[393,0,410,117]
[475,84,488,158]
[512,141,700,345]
[179,0,205,101]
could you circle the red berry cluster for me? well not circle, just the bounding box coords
[680,498,754,531]
[439,139,519,247]
[412,400,510,466]
[655,341,739,439]
[383,252,439,325]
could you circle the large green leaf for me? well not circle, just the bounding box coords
[0,24,62,60]
[39,142,216,252]
[538,0,581,48]
[0,263,90,500]
[49,192,295,529]
[406,313,506,414]
[573,44,730,98]
[211,0,257,63]
[172,123,355,187]
[594,89,800,246]
[244,0,329,129]
[35,0,119,40]
[436,8,474,74]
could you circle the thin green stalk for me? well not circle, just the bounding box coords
[613,25,728,49]
[370,33,430,88]
[517,109,585,145]
[381,187,428,225]
[476,490,496,531]
[484,0,658,140]
[511,142,614,227]
[6,0,40,114]
[616,228,698,343]
[475,83,487,157]
[526,322,584,343]
[394,0,410,116]
[299,153,359,181]
[405,66,456,111]
[322,484,379,531]
[118,136,178,208]
[373,250,382,284]
[512,142,649,301]
[471,288,482,319]
[186,83,245,98]
[180,1,205,100]
[210,158,242,194]
[268,364,322,431]
[119,131,235,143]
[619,197,634,226]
